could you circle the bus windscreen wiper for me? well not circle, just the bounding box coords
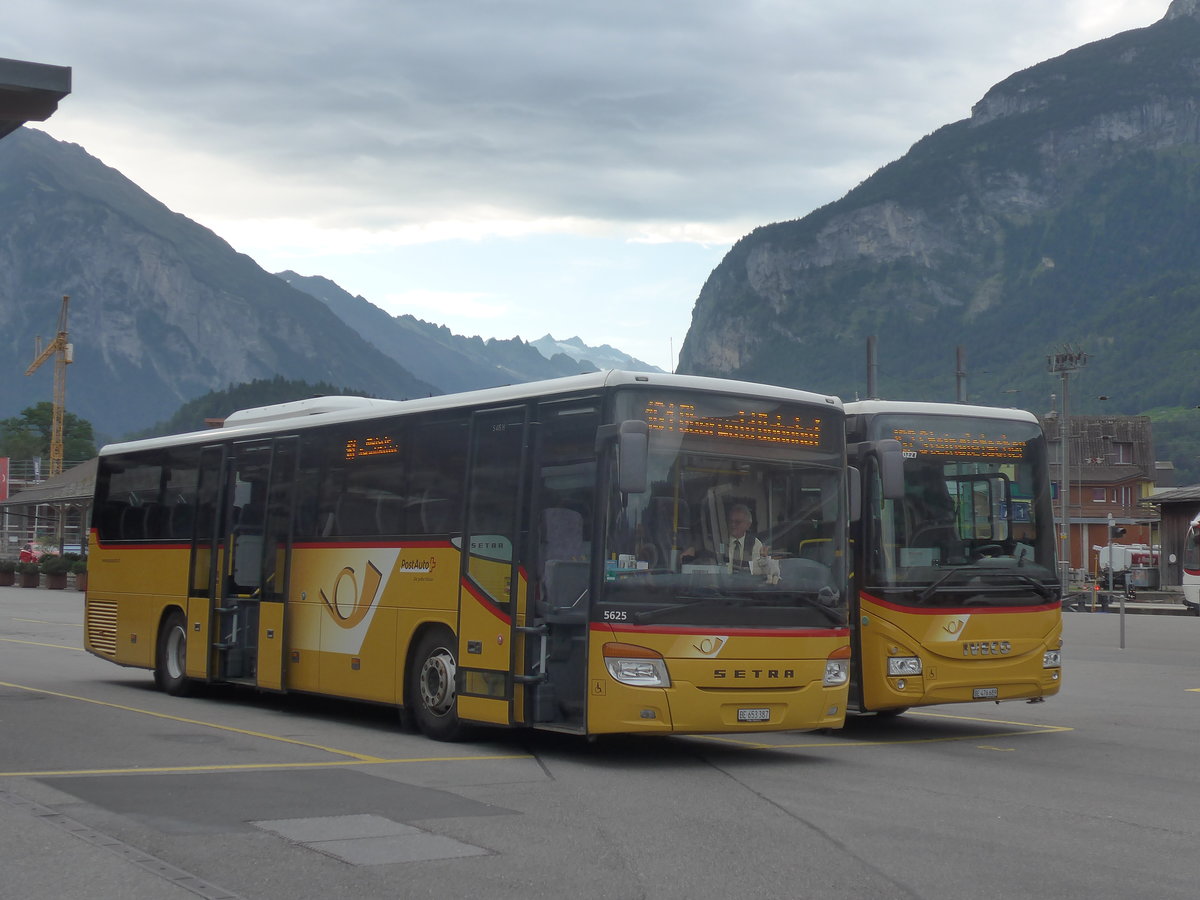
[916,567,1057,604]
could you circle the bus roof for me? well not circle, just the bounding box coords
[101,370,844,456]
[844,399,1039,425]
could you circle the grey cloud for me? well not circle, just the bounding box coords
[7,0,1162,228]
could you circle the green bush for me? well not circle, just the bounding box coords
[39,555,71,576]
[70,559,87,575]
[17,561,41,576]
[0,559,16,574]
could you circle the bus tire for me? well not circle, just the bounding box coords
[154,610,195,697]
[410,627,465,741]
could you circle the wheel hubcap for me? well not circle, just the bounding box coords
[166,626,186,680]
[419,648,456,718]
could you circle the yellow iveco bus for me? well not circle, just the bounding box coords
[844,400,1063,715]
[84,371,853,740]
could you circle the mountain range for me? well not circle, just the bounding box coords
[0,129,658,441]
[5,2,1200,485]
[678,0,1200,423]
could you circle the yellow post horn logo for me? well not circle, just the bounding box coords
[320,560,383,629]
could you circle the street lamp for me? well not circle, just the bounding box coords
[1048,346,1088,594]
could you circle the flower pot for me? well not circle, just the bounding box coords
[45,573,68,590]
[72,572,88,592]
[19,571,40,588]
[0,571,14,587]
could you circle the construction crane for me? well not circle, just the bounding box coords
[24,295,73,478]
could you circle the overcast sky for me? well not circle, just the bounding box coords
[6,1,1169,371]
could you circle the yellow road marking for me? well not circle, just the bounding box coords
[1187,688,1200,693]
[977,745,1016,752]
[0,637,83,652]
[0,679,533,776]
[0,680,389,761]
[913,709,1068,728]
[695,708,1072,750]
[13,618,83,627]
[0,754,534,779]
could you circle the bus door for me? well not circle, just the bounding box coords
[523,398,600,732]
[456,405,531,727]
[193,437,298,689]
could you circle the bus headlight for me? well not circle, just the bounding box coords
[1043,650,1062,668]
[603,643,670,687]
[887,656,922,677]
[824,645,852,686]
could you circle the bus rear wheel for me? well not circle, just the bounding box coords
[410,628,465,741]
[154,610,195,696]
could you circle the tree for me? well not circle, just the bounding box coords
[0,402,97,464]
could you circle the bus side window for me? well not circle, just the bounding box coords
[96,500,127,542]
[406,419,466,535]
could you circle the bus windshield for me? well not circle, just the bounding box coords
[599,391,847,629]
[863,412,1058,607]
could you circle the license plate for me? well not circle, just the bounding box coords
[737,707,771,723]
[973,687,999,700]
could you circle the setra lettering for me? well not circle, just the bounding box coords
[713,668,796,680]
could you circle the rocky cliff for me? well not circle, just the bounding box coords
[678,1,1200,412]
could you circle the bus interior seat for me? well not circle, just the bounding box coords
[541,507,585,571]
[540,507,588,617]
[119,503,144,541]
[542,560,589,620]
[140,503,163,540]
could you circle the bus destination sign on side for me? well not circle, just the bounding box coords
[345,435,401,460]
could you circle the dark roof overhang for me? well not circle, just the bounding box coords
[0,57,72,140]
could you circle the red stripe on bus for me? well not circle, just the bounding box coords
[460,578,512,625]
[596,622,850,638]
[93,540,192,551]
[292,540,452,550]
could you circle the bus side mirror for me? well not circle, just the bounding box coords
[618,420,648,494]
[876,439,905,501]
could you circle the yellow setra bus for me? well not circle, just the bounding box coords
[844,400,1063,715]
[84,371,853,740]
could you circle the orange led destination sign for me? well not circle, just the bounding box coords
[345,435,400,460]
[644,400,822,447]
[890,427,1025,459]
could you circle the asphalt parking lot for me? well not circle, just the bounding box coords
[2,587,1197,900]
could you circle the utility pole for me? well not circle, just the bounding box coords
[1047,345,1087,595]
[24,295,73,477]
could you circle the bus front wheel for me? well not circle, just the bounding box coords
[154,610,195,697]
[410,628,465,741]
